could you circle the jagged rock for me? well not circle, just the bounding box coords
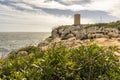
[105,28,119,33]
[94,34,106,38]
[88,34,95,39]
[58,28,64,35]
[76,29,88,40]
[61,28,71,36]
[17,51,28,56]
[71,31,79,37]
[53,26,81,39]
[52,29,59,38]
[61,33,74,40]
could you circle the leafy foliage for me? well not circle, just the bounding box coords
[0,44,120,80]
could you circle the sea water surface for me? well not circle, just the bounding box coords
[0,32,50,58]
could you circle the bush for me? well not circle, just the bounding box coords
[0,44,120,80]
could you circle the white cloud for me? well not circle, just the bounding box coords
[23,0,68,10]
[0,3,94,32]
[87,0,120,18]
[22,0,120,18]
[0,0,119,32]
[13,3,33,10]
[0,4,69,32]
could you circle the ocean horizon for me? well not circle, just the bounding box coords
[0,32,50,58]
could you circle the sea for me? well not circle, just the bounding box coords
[0,32,50,58]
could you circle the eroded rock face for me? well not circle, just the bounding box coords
[52,26,82,39]
[51,25,120,40]
[61,33,74,40]
[52,29,60,38]
[38,22,120,49]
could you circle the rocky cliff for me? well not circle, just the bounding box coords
[38,21,120,49]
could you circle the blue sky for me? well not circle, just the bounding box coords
[0,0,120,32]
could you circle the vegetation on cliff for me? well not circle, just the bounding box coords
[0,44,120,80]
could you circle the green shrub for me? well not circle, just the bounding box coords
[0,44,120,80]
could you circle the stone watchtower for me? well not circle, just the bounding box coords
[74,14,80,26]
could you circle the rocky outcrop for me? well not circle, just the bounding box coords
[51,25,120,40]
[17,51,28,56]
[38,21,120,48]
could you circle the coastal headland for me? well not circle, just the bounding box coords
[39,21,120,49]
[0,21,120,80]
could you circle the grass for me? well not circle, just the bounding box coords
[0,44,120,80]
[83,20,120,29]
[52,21,120,32]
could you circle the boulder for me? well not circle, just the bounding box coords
[17,51,28,56]
[58,28,64,35]
[76,29,88,40]
[94,34,105,38]
[88,34,95,39]
[61,33,74,40]
[52,29,59,38]
[71,31,79,37]
[61,28,71,35]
